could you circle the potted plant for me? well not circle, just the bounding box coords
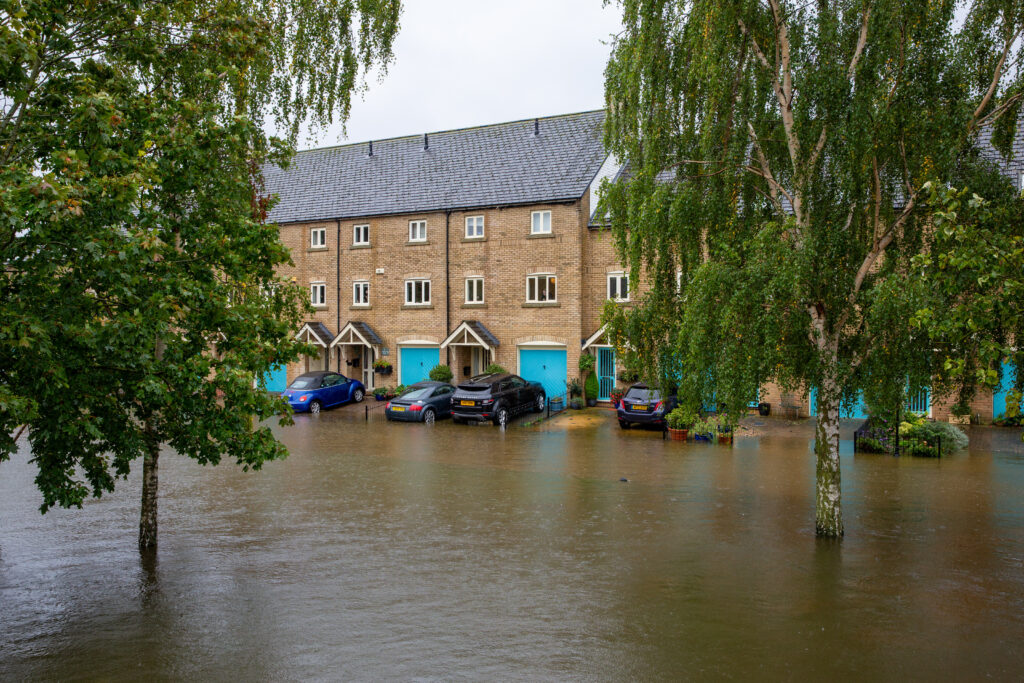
[373,386,388,401]
[428,364,453,383]
[584,372,599,407]
[373,359,393,376]
[666,407,693,441]
[569,397,584,409]
[609,388,624,408]
[717,416,735,443]
[691,418,711,441]
[568,378,583,398]
[578,352,595,375]
[949,401,971,425]
[549,395,563,411]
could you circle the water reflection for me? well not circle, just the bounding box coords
[1,416,1021,680]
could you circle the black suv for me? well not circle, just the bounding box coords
[450,373,546,426]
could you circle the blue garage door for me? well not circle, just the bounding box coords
[519,348,567,400]
[994,360,1018,419]
[261,364,288,392]
[400,346,439,386]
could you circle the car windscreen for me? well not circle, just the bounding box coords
[625,387,661,402]
[288,377,319,390]
[457,384,492,393]
[399,387,434,400]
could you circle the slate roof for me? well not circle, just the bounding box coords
[975,119,1024,186]
[265,111,609,224]
[465,321,500,348]
[299,321,334,347]
[350,321,383,346]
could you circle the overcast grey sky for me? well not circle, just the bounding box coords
[302,0,623,150]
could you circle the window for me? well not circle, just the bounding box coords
[353,280,369,306]
[531,210,552,234]
[676,269,683,292]
[353,224,369,246]
[311,227,326,248]
[409,220,427,242]
[404,279,431,305]
[310,282,326,307]
[526,274,556,302]
[465,215,484,238]
[608,272,629,301]
[465,277,484,304]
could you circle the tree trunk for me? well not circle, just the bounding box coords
[814,368,843,537]
[139,435,159,551]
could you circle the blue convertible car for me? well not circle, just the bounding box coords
[282,371,365,414]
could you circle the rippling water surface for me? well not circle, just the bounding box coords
[1,411,1022,680]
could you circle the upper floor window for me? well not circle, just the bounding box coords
[310,282,326,307]
[465,277,484,304]
[353,280,369,306]
[409,220,427,243]
[405,278,431,305]
[465,216,484,238]
[531,211,552,234]
[353,224,369,246]
[311,227,326,248]
[608,272,629,301]
[526,274,556,303]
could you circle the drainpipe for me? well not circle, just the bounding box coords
[336,218,341,372]
[445,209,451,367]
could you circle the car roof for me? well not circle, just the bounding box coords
[408,381,446,388]
[296,371,332,378]
[463,372,513,385]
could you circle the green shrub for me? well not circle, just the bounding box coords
[485,363,506,374]
[567,378,583,397]
[666,407,697,430]
[899,414,968,455]
[578,353,595,373]
[428,364,453,383]
[584,372,599,400]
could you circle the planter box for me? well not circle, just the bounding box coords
[948,415,970,425]
[667,428,688,441]
[374,367,392,376]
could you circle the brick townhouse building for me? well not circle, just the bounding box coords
[262,110,628,400]
[264,109,1018,422]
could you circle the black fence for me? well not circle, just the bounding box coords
[853,418,942,457]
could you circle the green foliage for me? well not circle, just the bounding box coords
[427,364,453,383]
[373,359,393,370]
[569,397,584,409]
[485,363,507,375]
[578,352,595,373]
[584,372,599,400]
[666,406,695,430]
[899,413,969,455]
[601,0,1024,532]
[0,0,400,515]
[567,378,583,397]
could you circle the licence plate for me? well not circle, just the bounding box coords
[391,406,405,412]
[631,404,648,411]
[460,400,475,406]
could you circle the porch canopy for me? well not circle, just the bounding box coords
[295,321,334,348]
[440,320,500,354]
[329,321,383,351]
[581,324,609,351]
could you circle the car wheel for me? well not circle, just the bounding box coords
[618,420,630,429]
[423,408,435,425]
[353,388,364,403]
[309,400,322,415]
[494,406,510,427]
[534,393,546,413]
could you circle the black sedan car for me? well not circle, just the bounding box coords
[617,383,677,429]
[450,372,545,426]
[385,381,456,424]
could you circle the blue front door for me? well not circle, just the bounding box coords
[597,348,615,400]
[809,388,869,419]
[994,360,1018,418]
[518,348,567,399]
[262,364,288,393]
[400,346,439,386]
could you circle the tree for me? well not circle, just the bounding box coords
[601,0,1024,536]
[0,0,401,550]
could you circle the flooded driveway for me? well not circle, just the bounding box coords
[1,411,1022,680]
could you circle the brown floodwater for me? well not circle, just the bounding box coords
[1,410,1022,680]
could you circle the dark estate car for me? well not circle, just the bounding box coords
[385,381,455,424]
[617,383,677,429]
[282,371,365,414]
[450,373,546,426]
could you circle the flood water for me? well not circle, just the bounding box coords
[1,410,1022,680]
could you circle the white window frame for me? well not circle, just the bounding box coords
[404,278,431,305]
[465,215,484,239]
[607,272,630,302]
[352,280,370,306]
[310,227,326,248]
[526,273,557,303]
[353,224,369,246]
[409,220,427,243]
[465,277,484,304]
[310,282,326,307]
[531,210,552,235]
